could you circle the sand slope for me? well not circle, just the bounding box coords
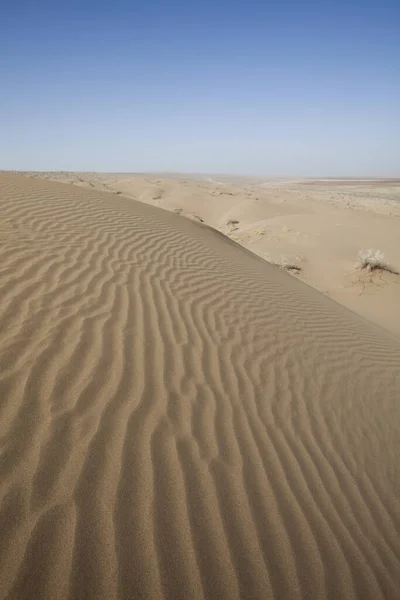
[0,174,399,600]
[24,171,400,336]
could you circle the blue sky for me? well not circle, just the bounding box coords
[2,0,399,175]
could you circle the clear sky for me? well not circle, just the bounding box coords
[2,0,399,176]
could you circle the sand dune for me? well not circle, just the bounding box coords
[0,173,399,600]
[24,171,400,336]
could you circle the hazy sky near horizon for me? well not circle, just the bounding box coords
[2,0,400,176]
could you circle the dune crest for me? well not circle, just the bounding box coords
[0,174,399,600]
[24,171,400,336]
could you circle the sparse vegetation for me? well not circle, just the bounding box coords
[347,249,399,296]
[269,255,302,274]
[356,249,397,273]
[227,219,239,226]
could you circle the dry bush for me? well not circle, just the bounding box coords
[269,255,302,274]
[356,249,397,273]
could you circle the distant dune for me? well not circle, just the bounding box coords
[0,174,399,599]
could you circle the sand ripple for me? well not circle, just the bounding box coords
[0,174,399,599]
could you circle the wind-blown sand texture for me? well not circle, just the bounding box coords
[23,171,400,337]
[0,173,399,600]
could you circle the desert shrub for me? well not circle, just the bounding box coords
[270,255,302,273]
[356,249,393,272]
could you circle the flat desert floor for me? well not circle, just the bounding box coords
[0,173,399,600]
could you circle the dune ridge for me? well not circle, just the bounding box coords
[0,174,399,600]
[21,170,400,336]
